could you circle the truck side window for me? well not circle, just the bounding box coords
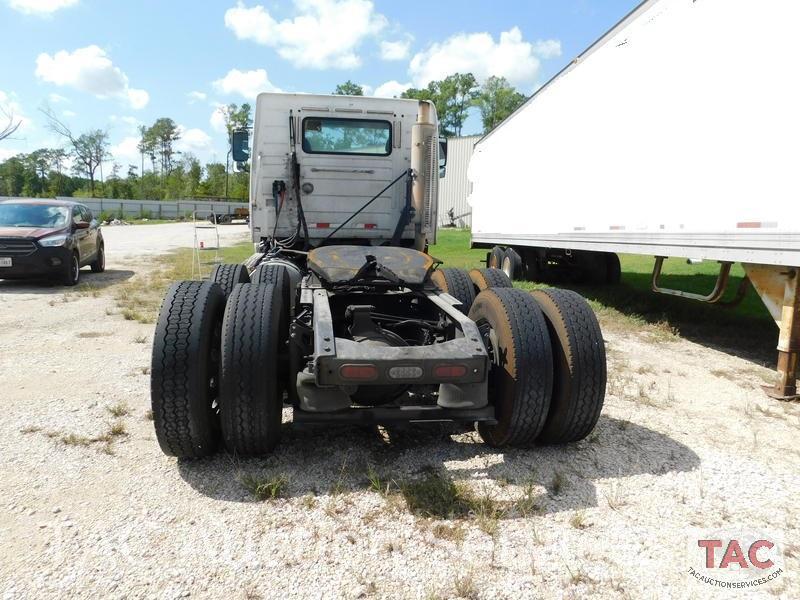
[302,117,391,156]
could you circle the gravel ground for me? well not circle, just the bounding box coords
[0,224,798,599]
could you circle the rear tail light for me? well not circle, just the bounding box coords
[434,364,468,378]
[339,364,379,381]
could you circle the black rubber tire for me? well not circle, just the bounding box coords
[501,248,522,281]
[469,288,554,447]
[150,281,225,457]
[430,268,476,314]
[219,283,287,455]
[62,252,80,286]
[489,246,505,269]
[90,243,105,273]
[210,263,250,297]
[530,289,606,444]
[575,251,608,284]
[469,268,513,292]
[605,253,622,285]
[251,262,293,314]
[520,249,543,283]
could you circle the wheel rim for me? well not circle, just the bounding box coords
[502,256,512,279]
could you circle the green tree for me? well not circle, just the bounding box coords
[475,76,526,133]
[333,80,364,96]
[438,73,479,136]
[43,109,109,197]
[147,118,181,175]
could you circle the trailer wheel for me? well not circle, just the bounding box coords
[252,262,294,314]
[210,263,250,297]
[431,268,476,314]
[530,289,606,444]
[219,283,287,455]
[469,267,513,292]
[151,281,225,458]
[605,253,621,285]
[501,248,522,280]
[489,246,505,269]
[469,288,553,447]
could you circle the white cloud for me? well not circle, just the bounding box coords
[0,147,23,161]
[380,39,411,61]
[187,90,207,103]
[62,109,76,117]
[109,136,141,166]
[8,0,78,16]
[210,105,227,134]
[0,90,31,133]
[224,0,387,69]
[408,27,561,89]
[48,93,69,104]
[176,126,213,156]
[533,39,562,60]
[212,68,280,100]
[35,45,149,109]
[373,80,411,98]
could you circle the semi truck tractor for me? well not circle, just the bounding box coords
[468,0,800,399]
[149,93,607,458]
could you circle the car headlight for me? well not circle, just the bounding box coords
[39,234,69,247]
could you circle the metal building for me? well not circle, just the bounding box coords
[438,135,480,229]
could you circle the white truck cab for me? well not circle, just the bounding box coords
[234,93,443,251]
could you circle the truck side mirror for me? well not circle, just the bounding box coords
[231,129,250,163]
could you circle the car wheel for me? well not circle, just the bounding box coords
[90,243,105,273]
[62,252,80,286]
[219,283,288,455]
[469,288,554,447]
[531,289,606,444]
[430,267,476,314]
[150,281,225,457]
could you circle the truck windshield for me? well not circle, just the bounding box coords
[302,118,391,156]
[0,203,70,228]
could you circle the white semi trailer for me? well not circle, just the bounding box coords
[468,0,800,399]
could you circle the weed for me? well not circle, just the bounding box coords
[133,335,148,344]
[107,402,130,418]
[569,511,590,530]
[453,573,478,600]
[400,471,474,519]
[365,465,395,496]
[77,331,111,339]
[140,366,151,375]
[300,493,317,510]
[516,480,542,517]
[60,433,93,446]
[144,409,153,421]
[109,421,128,437]
[240,472,289,500]
[20,425,43,434]
[431,523,465,543]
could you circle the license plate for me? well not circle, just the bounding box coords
[0,257,11,267]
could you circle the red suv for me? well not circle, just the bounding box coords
[0,199,105,286]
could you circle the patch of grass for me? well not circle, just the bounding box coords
[140,366,151,375]
[569,511,591,530]
[365,465,396,496]
[20,425,43,434]
[113,241,253,324]
[109,421,128,437]
[400,471,475,519]
[107,402,129,418]
[59,433,94,447]
[144,409,154,421]
[453,573,479,600]
[133,335,148,344]
[77,331,112,339]
[300,493,318,510]
[240,472,289,501]
[516,481,543,517]
[431,523,465,543]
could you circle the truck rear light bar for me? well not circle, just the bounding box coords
[339,364,379,381]
[433,364,468,378]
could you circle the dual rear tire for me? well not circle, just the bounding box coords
[468,287,606,447]
[151,264,290,458]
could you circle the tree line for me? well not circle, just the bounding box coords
[0,104,252,201]
[334,73,527,136]
[1,74,525,200]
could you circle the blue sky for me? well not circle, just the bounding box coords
[0,0,640,170]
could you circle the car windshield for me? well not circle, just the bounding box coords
[0,203,70,228]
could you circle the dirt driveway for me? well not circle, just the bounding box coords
[0,225,797,599]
